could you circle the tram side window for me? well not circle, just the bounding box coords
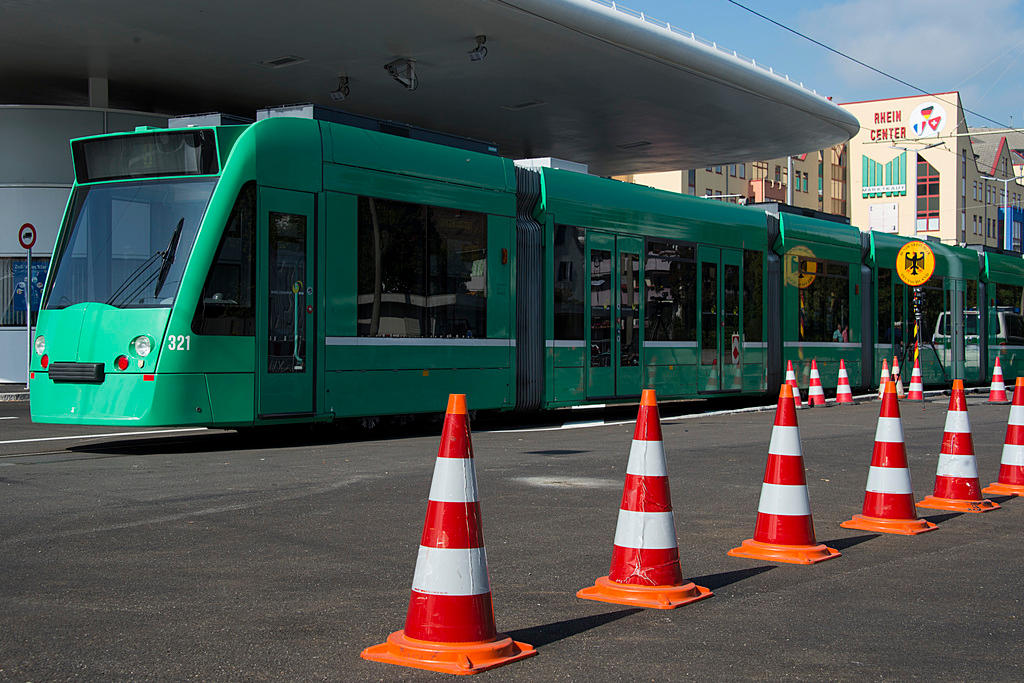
[797,258,850,342]
[877,269,892,344]
[357,197,487,338]
[921,279,944,344]
[192,183,256,335]
[993,282,1024,344]
[554,225,585,340]
[743,250,763,342]
[644,240,696,342]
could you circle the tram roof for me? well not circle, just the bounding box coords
[0,0,859,175]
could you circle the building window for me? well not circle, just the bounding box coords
[730,164,737,177]
[357,196,487,338]
[687,169,696,195]
[973,182,978,201]
[803,172,809,193]
[1,256,50,327]
[916,156,940,232]
[774,165,781,182]
[715,166,722,174]
[738,165,746,179]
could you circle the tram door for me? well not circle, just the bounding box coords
[257,188,316,417]
[586,232,643,399]
[698,247,742,392]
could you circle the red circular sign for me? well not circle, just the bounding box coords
[18,223,36,249]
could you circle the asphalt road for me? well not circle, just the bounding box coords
[0,395,1021,681]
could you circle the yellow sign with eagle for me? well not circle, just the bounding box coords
[896,240,935,287]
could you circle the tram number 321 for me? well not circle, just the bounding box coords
[167,335,191,351]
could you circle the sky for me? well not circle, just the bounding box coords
[628,0,1024,129]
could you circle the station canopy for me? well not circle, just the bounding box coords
[1,0,859,175]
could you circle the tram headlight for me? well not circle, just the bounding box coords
[132,335,152,357]
[34,335,45,355]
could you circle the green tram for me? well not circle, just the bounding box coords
[29,107,1024,427]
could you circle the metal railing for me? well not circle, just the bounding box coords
[589,0,826,101]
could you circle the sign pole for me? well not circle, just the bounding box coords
[25,244,31,390]
[18,222,37,390]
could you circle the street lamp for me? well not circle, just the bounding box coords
[980,174,1024,250]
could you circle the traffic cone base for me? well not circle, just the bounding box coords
[916,495,1000,513]
[840,514,937,535]
[727,538,840,565]
[577,575,712,610]
[981,481,1024,496]
[361,631,536,676]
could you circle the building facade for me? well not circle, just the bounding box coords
[840,92,1024,248]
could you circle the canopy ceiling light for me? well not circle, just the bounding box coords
[329,76,350,102]
[468,35,487,62]
[385,58,418,91]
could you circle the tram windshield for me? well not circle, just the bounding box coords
[44,178,217,309]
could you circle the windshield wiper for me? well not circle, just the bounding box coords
[153,217,185,298]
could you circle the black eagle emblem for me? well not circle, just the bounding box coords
[905,251,925,276]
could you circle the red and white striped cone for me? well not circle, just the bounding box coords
[892,356,905,399]
[987,357,1010,404]
[835,359,856,405]
[877,359,890,400]
[841,381,937,535]
[578,389,712,609]
[361,395,536,675]
[917,380,1001,514]
[727,384,840,564]
[906,356,925,402]
[786,360,804,409]
[983,376,1024,496]
[807,359,827,407]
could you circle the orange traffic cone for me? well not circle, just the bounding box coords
[987,358,1010,404]
[786,360,804,409]
[807,359,827,407]
[835,359,856,405]
[892,356,905,399]
[361,395,536,675]
[983,376,1024,496]
[877,359,890,399]
[705,358,718,392]
[727,384,840,564]
[841,382,937,535]
[906,355,925,402]
[578,390,712,609]
[917,381,1001,514]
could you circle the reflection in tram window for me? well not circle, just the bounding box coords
[554,225,585,340]
[645,240,695,341]
[268,212,306,374]
[743,250,762,342]
[724,263,740,350]
[797,258,850,342]
[356,196,487,338]
[590,249,612,367]
[620,252,640,367]
[701,261,718,366]
[878,269,893,344]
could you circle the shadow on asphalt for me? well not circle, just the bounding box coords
[506,608,642,648]
[987,494,1017,505]
[62,394,778,457]
[689,565,774,590]
[920,512,964,524]
[819,533,880,550]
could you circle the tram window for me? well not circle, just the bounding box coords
[877,269,892,344]
[743,250,762,342]
[920,279,944,343]
[554,225,585,340]
[192,183,256,335]
[797,258,850,343]
[644,240,696,342]
[356,197,487,338]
